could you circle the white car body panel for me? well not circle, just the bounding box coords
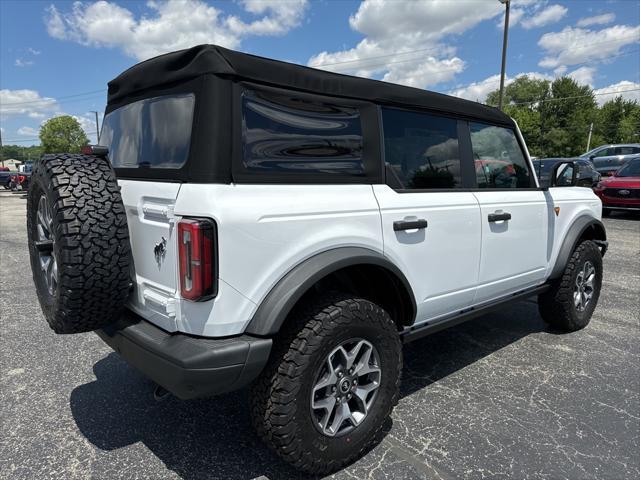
[372,185,481,325]
[172,183,383,336]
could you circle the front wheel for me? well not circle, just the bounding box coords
[538,240,603,332]
[250,294,402,475]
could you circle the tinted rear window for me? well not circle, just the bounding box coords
[241,89,364,175]
[381,107,461,189]
[101,94,195,169]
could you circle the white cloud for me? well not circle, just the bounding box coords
[27,47,42,55]
[449,71,552,103]
[17,126,40,137]
[594,80,640,105]
[227,0,307,36]
[46,0,308,61]
[521,4,568,29]
[15,58,34,67]
[577,13,615,28]
[0,89,59,120]
[567,66,596,86]
[538,24,640,69]
[308,0,504,89]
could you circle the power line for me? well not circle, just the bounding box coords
[313,33,640,70]
[1,89,106,107]
[498,87,640,107]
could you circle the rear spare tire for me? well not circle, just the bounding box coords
[27,153,132,334]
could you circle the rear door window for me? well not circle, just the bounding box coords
[102,94,195,169]
[470,122,532,188]
[241,88,364,175]
[381,107,462,189]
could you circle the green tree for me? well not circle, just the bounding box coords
[39,115,89,153]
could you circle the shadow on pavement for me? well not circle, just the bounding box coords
[70,300,546,479]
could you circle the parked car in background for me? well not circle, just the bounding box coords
[594,157,640,216]
[9,172,30,191]
[532,158,600,187]
[0,168,13,189]
[581,144,640,175]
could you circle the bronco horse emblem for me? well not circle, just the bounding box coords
[154,236,167,265]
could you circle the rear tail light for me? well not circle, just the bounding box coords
[178,218,217,301]
[18,175,26,183]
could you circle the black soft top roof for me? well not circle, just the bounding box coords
[108,44,513,126]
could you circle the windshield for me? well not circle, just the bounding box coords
[101,94,195,169]
[616,159,640,177]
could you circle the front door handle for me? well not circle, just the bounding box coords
[488,212,511,222]
[393,219,428,231]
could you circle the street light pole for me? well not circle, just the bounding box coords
[498,0,511,111]
[90,110,100,144]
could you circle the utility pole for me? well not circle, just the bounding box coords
[498,0,511,111]
[0,125,4,168]
[586,122,594,152]
[90,111,100,144]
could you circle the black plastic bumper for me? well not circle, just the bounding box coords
[96,311,272,400]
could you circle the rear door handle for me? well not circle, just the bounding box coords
[488,212,511,222]
[393,219,428,231]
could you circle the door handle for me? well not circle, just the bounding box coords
[488,212,511,222]
[393,219,428,231]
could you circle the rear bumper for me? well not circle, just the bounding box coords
[96,311,272,399]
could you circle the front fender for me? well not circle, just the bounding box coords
[549,216,607,280]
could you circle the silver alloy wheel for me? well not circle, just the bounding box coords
[310,338,381,437]
[574,260,595,312]
[35,195,57,296]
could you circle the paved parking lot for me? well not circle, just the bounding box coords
[1,189,639,480]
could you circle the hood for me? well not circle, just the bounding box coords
[601,175,640,188]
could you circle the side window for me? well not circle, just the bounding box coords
[241,88,364,175]
[616,146,635,155]
[633,147,640,154]
[470,122,532,188]
[381,108,461,189]
[592,147,613,158]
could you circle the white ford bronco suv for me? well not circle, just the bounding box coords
[27,45,607,474]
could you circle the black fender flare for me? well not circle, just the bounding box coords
[245,247,417,337]
[549,216,607,280]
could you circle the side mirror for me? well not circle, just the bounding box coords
[551,161,577,187]
[589,155,595,161]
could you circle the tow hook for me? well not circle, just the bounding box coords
[153,384,171,402]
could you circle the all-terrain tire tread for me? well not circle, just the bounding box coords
[250,292,402,475]
[538,240,602,332]
[27,153,131,333]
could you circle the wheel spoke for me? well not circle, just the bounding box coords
[34,239,54,253]
[574,290,582,309]
[327,401,350,435]
[313,358,338,394]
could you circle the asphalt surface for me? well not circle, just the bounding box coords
[1,189,639,480]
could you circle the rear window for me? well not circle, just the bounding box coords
[241,88,364,175]
[101,94,195,169]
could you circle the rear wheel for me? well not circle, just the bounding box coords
[538,240,603,332]
[250,293,402,474]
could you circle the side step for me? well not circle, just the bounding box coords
[400,284,550,344]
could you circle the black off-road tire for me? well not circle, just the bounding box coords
[27,153,132,334]
[250,293,402,475]
[538,240,603,332]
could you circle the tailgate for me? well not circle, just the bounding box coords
[119,179,181,332]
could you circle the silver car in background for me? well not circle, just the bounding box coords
[581,144,640,175]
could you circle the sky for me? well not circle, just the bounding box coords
[1,0,639,146]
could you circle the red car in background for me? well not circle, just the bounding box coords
[594,157,640,216]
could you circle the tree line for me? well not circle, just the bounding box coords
[1,77,638,163]
[486,76,640,158]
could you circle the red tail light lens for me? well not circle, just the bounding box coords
[18,175,26,183]
[178,218,217,301]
